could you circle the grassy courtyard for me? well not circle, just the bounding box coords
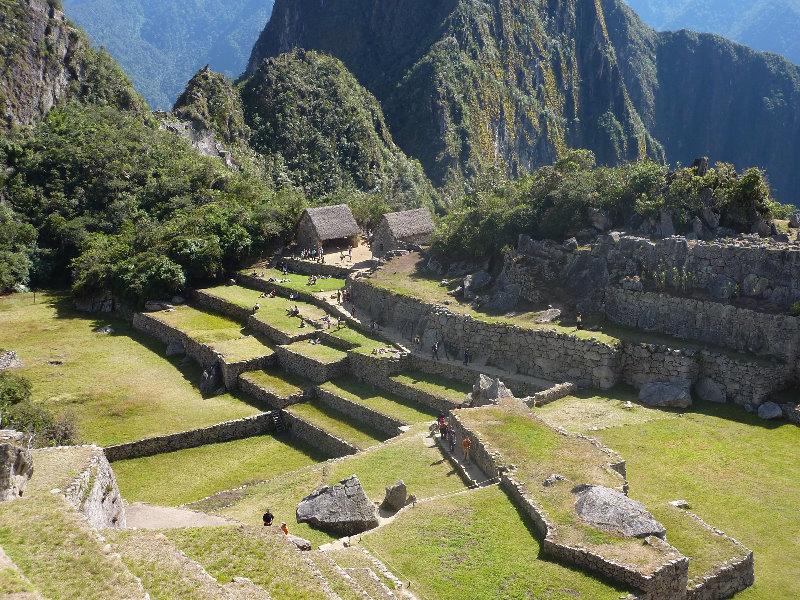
[0,292,262,445]
[391,369,473,403]
[240,268,346,293]
[536,390,800,600]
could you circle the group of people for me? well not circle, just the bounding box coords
[262,508,289,535]
[298,246,324,262]
[436,415,472,463]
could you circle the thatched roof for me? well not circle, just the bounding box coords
[382,208,434,239]
[303,204,360,240]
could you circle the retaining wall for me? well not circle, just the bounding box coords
[133,312,219,370]
[104,413,276,462]
[280,257,352,278]
[275,345,350,384]
[238,374,309,410]
[314,388,405,437]
[282,410,358,458]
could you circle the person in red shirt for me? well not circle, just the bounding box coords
[280,522,289,535]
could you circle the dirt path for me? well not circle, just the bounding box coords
[125,503,239,529]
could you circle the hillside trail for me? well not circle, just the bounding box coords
[125,503,240,529]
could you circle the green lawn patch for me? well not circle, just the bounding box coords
[240,268,346,293]
[208,335,274,363]
[285,340,348,363]
[166,526,332,600]
[0,495,145,600]
[360,485,628,600]
[286,400,389,449]
[0,292,261,446]
[150,305,246,344]
[240,368,313,397]
[328,326,394,354]
[113,434,326,506]
[391,369,472,403]
[190,427,467,547]
[321,377,436,423]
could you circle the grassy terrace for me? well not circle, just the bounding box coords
[320,377,436,424]
[360,485,628,599]
[457,399,677,572]
[240,368,313,397]
[0,449,147,600]
[535,390,800,600]
[0,292,261,445]
[391,369,472,403]
[150,305,274,362]
[327,325,394,354]
[284,340,348,363]
[240,268,346,293]
[190,426,467,547]
[286,400,389,449]
[114,434,326,506]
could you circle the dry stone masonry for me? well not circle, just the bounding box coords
[296,474,379,535]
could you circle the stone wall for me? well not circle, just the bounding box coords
[281,257,352,278]
[282,411,358,458]
[314,388,405,437]
[275,345,350,384]
[0,351,22,371]
[526,382,578,407]
[104,413,276,462]
[39,445,127,529]
[191,289,253,322]
[219,354,277,390]
[133,312,219,370]
[348,279,619,389]
[446,411,503,483]
[604,288,800,363]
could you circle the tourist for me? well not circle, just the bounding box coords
[348,246,353,261]
[336,316,343,329]
[281,522,289,535]
[462,436,472,464]
[262,508,274,527]
[439,418,448,439]
[432,341,439,360]
[576,313,583,330]
[463,348,470,365]
[337,289,342,304]
[253,303,260,312]
[448,425,456,452]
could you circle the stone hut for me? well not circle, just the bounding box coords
[296,204,360,250]
[372,208,434,255]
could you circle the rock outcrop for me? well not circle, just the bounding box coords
[639,381,692,409]
[465,375,514,408]
[573,484,666,539]
[0,431,33,502]
[381,480,408,511]
[296,475,379,536]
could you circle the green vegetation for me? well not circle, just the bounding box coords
[240,368,313,398]
[327,326,392,355]
[192,426,467,546]
[321,377,435,424]
[285,341,348,363]
[62,0,274,111]
[240,269,346,293]
[286,401,389,449]
[113,434,325,506]
[391,370,472,403]
[538,390,800,599]
[0,291,261,445]
[360,485,628,599]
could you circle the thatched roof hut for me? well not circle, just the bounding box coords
[296,204,360,248]
[373,208,434,255]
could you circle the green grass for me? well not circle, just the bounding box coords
[240,268,346,293]
[321,377,436,424]
[190,426,467,547]
[391,369,472,403]
[207,335,275,363]
[585,400,800,599]
[240,368,313,397]
[286,400,389,449]
[0,291,261,445]
[0,495,145,600]
[360,485,628,600]
[149,305,247,344]
[113,434,326,506]
[285,340,348,363]
[0,566,35,595]
[328,326,395,354]
[166,526,333,600]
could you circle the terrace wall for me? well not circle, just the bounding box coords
[104,413,276,461]
[275,345,350,384]
[314,387,405,436]
[238,374,309,409]
[282,410,358,458]
[132,312,219,369]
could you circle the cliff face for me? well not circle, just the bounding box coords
[601,0,800,202]
[250,0,800,202]
[0,0,144,131]
[249,0,658,190]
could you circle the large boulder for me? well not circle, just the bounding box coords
[0,432,33,502]
[296,475,379,536]
[693,378,726,404]
[757,402,783,420]
[639,381,692,409]
[381,480,408,511]
[199,363,222,394]
[790,212,800,229]
[463,271,491,293]
[573,485,666,539]
[466,374,514,408]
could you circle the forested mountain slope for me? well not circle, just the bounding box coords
[249,0,800,203]
[62,0,274,110]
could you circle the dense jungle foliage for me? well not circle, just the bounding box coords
[432,150,785,257]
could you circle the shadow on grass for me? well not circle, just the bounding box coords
[500,485,631,595]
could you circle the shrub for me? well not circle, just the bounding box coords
[0,371,32,406]
[2,402,77,448]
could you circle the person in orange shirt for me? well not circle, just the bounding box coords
[281,522,289,535]
[462,436,472,464]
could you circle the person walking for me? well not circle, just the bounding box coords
[432,341,439,360]
[439,418,448,439]
[576,313,583,330]
[463,348,470,365]
[462,436,472,464]
[448,425,456,452]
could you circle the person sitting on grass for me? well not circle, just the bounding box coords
[262,508,274,527]
[253,303,260,312]
[268,290,276,298]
